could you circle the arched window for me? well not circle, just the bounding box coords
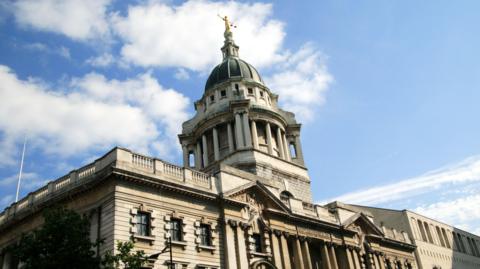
[188,151,195,167]
[289,142,297,159]
[280,191,293,206]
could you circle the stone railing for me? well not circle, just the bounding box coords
[0,147,215,227]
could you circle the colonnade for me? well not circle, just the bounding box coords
[223,221,414,269]
[183,111,304,169]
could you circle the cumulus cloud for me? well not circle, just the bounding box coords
[320,156,480,205]
[174,68,190,80]
[11,0,112,40]
[111,0,285,71]
[266,44,333,121]
[85,53,115,67]
[0,65,189,166]
[0,172,47,191]
[415,194,480,234]
[23,42,71,59]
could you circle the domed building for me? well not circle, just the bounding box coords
[0,19,420,269]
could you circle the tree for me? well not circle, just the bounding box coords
[13,207,101,269]
[102,240,149,269]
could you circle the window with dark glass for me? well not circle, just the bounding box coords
[247,88,253,95]
[259,90,264,98]
[136,212,150,236]
[220,90,226,98]
[199,224,212,246]
[170,218,183,241]
[210,95,215,103]
[252,233,262,252]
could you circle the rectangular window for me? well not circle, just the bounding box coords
[259,90,264,98]
[170,219,183,242]
[199,224,212,246]
[441,228,451,248]
[220,90,226,98]
[136,212,150,236]
[210,95,215,103]
[247,88,253,95]
[252,233,262,253]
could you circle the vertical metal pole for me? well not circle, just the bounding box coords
[15,137,27,202]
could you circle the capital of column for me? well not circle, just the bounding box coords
[227,219,238,227]
[273,229,283,237]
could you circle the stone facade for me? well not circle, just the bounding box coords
[341,204,480,269]
[0,21,421,269]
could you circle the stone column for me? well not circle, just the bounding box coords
[293,237,305,269]
[372,253,380,269]
[271,232,284,269]
[346,248,356,269]
[280,234,292,269]
[202,134,209,167]
[353,249,361,269]
[377,255,386,269]
[266,122,273,154]
[182,145,189,167]
[302,239,313,269]
[235,113,244,148]
[329,245,339,269]
[213,127,220,161]
[321,243,332,269]
[276,127,285,159]
[227,123,234,152]
[236,225,249,269]
[251,120,259,149]
[294,135,304,161]
[195,142,202,169]
[242,114,252,147]
[224,221,237,269]
[283,133,291,161]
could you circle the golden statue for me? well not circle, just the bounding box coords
[218,14,236,32]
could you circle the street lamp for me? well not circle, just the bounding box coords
[148,235,173,268]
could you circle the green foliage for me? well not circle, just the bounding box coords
[102,240,148,269]
[13,207,101,269]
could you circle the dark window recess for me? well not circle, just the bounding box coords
[220,90,226,97]
[247,88,253,95]
[199,224,212,246]
[171,219,183,241]
[136,212,150,236]
[210,95,215,102]
[259,91,264,97]
[252,233,262,252]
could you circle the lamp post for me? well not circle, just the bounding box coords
[148,235,173,268]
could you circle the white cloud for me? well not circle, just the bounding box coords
[0,65,190,166]
[12,0,112,40]
[266,44,333,121]
[319,155,480,205]
[415,194,480,234]
[85,53,115,67]
[111,1,285,71]
[23,42,71,59]
[0,195,14,209]
[0,172,46,190]
[174,68,190,80]
[320,155,480,234]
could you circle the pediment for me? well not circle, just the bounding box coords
[223,181,290,214]
[343,212,384,236]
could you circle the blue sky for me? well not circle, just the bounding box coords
[1,0,479,234]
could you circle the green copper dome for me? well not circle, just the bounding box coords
[204,57,264,91]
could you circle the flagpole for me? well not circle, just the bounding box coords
[15,136,27,202]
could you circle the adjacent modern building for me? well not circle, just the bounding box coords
[336,203,480,269]
[0,18,476,269]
